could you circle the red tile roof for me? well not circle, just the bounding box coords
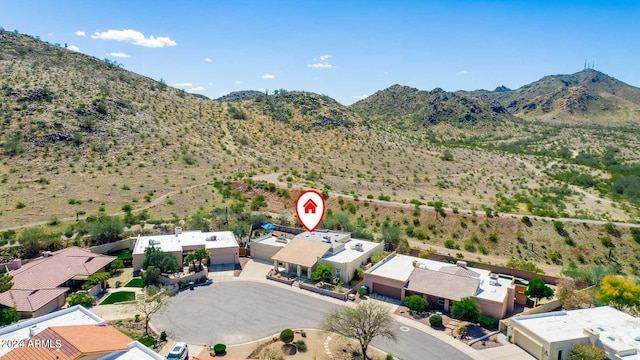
[0,247,114,313]
[0,288,68,313]
[1,325,131,360]
[10,247,115,290]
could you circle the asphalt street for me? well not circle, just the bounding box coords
[151,281,472,360]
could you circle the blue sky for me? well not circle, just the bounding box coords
[2,1,639,104]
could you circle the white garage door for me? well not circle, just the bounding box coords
[209,248,237,265]
[515,329,543,359]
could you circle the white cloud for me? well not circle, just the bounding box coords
[319,54,331,61]
[457,70,469,75]
[205,58,212,62]
[187,86,205,92]
[351,94,368,101]
[67,45,80,52]
[262,74,275,79]
[307,62,333,69]
[91,29,176,47]
[234,81,242,84]
[172,82,193,87]
[258,88,265,92]
[107,52,131,58]
[75,30,86,37]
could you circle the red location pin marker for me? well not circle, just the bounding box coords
[295,189,326,232]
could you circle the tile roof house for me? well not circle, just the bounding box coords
[0,247,115,318]
[256,230,384,283]
[0,305,163,360]
[364,254,516,319]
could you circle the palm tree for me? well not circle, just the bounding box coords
[184,253,197,272]
[193,248,210,271]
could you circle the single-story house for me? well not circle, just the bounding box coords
[508,306,640,360]
[253,230,384,283]
[0,247,115,318]
[0,305,164,360]
[363,253,515,319]
[132,228,239,272]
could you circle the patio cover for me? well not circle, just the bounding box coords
[271,238,330,268]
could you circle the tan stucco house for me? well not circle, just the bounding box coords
[363,253,516,319]
[253,230,384,283]
[132,228,239,272]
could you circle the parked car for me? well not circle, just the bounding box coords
[166,342,189,360]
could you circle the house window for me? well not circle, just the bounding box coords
[438,298,445,306]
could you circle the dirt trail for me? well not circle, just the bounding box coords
[253,173,639,228]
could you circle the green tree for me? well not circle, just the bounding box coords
[142,247,179,273]
[321,301,397,360]
[193,248,210,271]
[90,216,124,244]
[82,271,110,290]
[379,225,402,245]
[524,278,555,306]
[570,344,607,360]
[596,275,640,309]
[0,272,13,293]
[0,307,20,326]
[404,295,428,312]
[18,227,50,257]
[250,195,267,211]
[279,328,294,344]
[450,297,480,322]
[109,258,125,274]
[312,264,333,282]
[142,266,161,286]
[67,292,94,307]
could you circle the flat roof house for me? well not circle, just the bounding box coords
[132,228,239,272]
[363,253,515,319]
[508,306,640,360]
[0,305,163,360]
[0,247,115,318]
[253,230,384,283]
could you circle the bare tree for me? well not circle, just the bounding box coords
[136,285,166,335]
[321,301,397,360]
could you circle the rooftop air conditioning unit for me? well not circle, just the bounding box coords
[456,260,467,268]
[355,243,363,251]
[175,227,183,235]
[206,236,217,241]
[42,251,52,258]
[412,260,419,268]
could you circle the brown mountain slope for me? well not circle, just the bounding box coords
[467,69,640,123]
[351,84,513,128]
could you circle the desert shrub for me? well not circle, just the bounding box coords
[279,329,294,344]
[386,355,394,360]
[139,335,156,347]
[631,228,640,244]
[67,292,94,307]
[213,343,226,355]
[159,331,167,341]
[404,295,428,312]
[429,314,443,327]
[478,315,498,330]
[295,340,307,352]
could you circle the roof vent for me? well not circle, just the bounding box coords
[456,260,467,268]
[275,238,288,244]
[29,325,39,337]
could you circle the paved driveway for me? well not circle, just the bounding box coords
[151,281,473,360]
